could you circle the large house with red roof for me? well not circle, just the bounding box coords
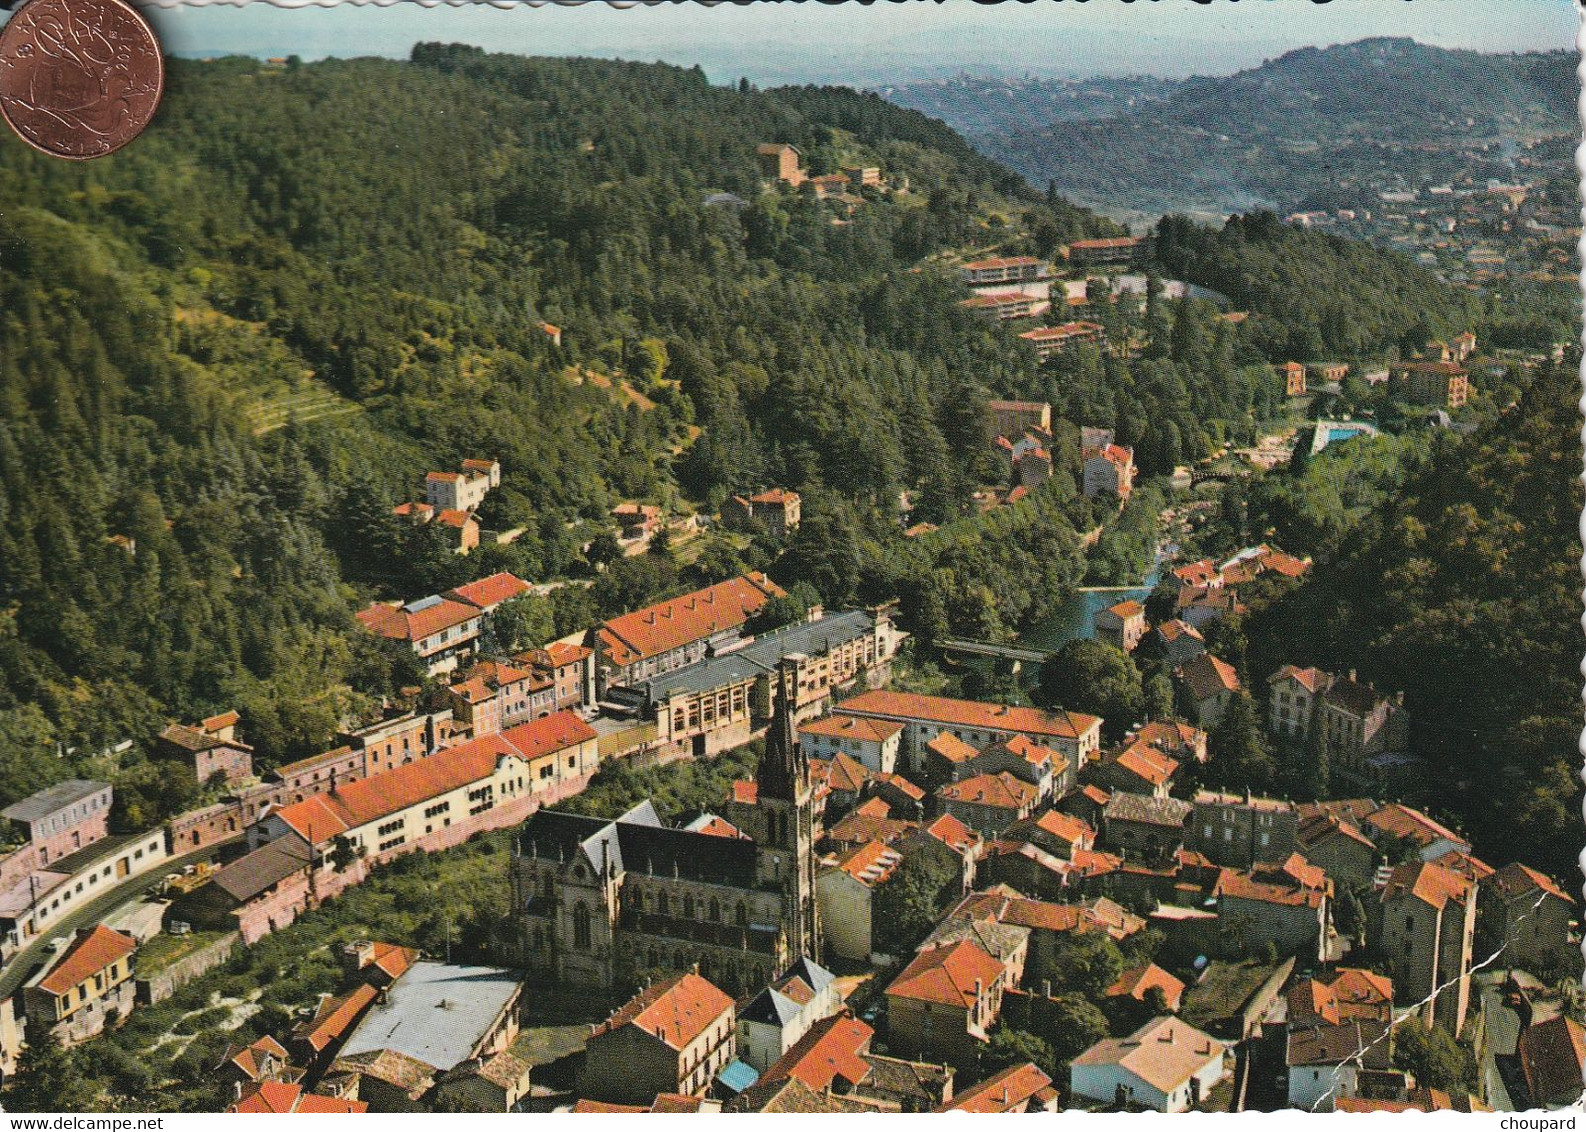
[721,489,802,540]
[356,572,531,677]
[1378,859,1477,1035]
[22,924,137,1045]
[1483,862,1576,975]
[591,573,784,696]
[248,712,598,865]
[580,972,737,1104]
[816,840,905,961]
[885,937,1011,1067]
[829,690,1101,782]
[1082,442,1135,501]
[424,458,499,513]
[939,1061,1057,1113]
[156,711,254,786]
[228,1081,367,1114]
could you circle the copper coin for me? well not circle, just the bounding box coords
[0,0,162,160]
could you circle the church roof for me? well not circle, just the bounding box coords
[516,807,759,888]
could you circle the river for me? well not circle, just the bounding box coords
[1014,536,1178,678]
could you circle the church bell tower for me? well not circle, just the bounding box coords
[754,660,819,960]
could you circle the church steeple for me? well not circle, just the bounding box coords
[747,658,818,962]
[756,660,808,803]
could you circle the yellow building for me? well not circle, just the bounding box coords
[23,924,137,1045]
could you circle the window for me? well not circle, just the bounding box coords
[658,891,670,915]
[573,902,592,949]
[684,894,696,919]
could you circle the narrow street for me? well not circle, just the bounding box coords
[0,838,238,1001]
[1476,974,1519,1112]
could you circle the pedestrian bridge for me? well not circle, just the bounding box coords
[937,638,1052,664]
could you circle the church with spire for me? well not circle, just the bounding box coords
[510,661,820,993]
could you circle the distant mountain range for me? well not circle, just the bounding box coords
[883,38,1576,220]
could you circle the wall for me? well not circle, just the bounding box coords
[136,932,240,1004]
[6,832,169,953]
[815,872,872,962]
[231,770,593,946]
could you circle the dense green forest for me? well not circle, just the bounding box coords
[0,45,1128,805]
[970,38,1574,216]
[0,43,1576,883]
[1153,212,1487,361]
[1240,359,1582,880]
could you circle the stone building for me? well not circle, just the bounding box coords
[513,666,819,994]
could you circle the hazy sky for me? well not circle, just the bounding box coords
[139,0,1579,85]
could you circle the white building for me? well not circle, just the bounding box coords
[797,715,903,775]
[1070,1016,1227,1113]
[735,957,842,1074]
[1286,1021,1391,1112]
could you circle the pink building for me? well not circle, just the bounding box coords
[2,781,113,868]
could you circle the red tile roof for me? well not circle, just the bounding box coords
[937,772,1036,811]
[1177,653,1240,700]
[831,840,904,888]
[838,690,1098,743]
[37,926,136,996]
[816,752,871,794]
[227,1035,291,1082]
[203,710,241,732]
[887,939,1004,1008]
[923,732,979,764]
[1381,860,1472,911]
[1364,804,1466,850]
[357,597,480,644]
[1492,861,1573,904]
[544,641,593,666]
[1271,665,1331,694]
[447,572,531,610]
[854,796,891,819]
[749,488,800,506]
[1215,869,1326,910]
[1111,741,1178,787]
[1105,963,1186,1011]
[762,1013,873,1093]
[499,712,599,761]
[938,1062,1055,1112]
[1520,1015,1586,1107]
[597,574,784,668]
[923,813,980,855]
[367,941,419,982]
[591,972,734,1051]
[230,1081,367,1114]
[690,815,745,839]
[731,781,758,806]
[800,718,884,749]
[298,983,379,1053]
[269,717,590,843]
[1030,809,1093,845]
[1069,237,1142,251]
[1022,320,1105,343]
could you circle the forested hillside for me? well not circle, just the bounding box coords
[0,45,1123,799]
[1152,212,1487,361]
[1241,359,1583,880]
[968,38,1574,216]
